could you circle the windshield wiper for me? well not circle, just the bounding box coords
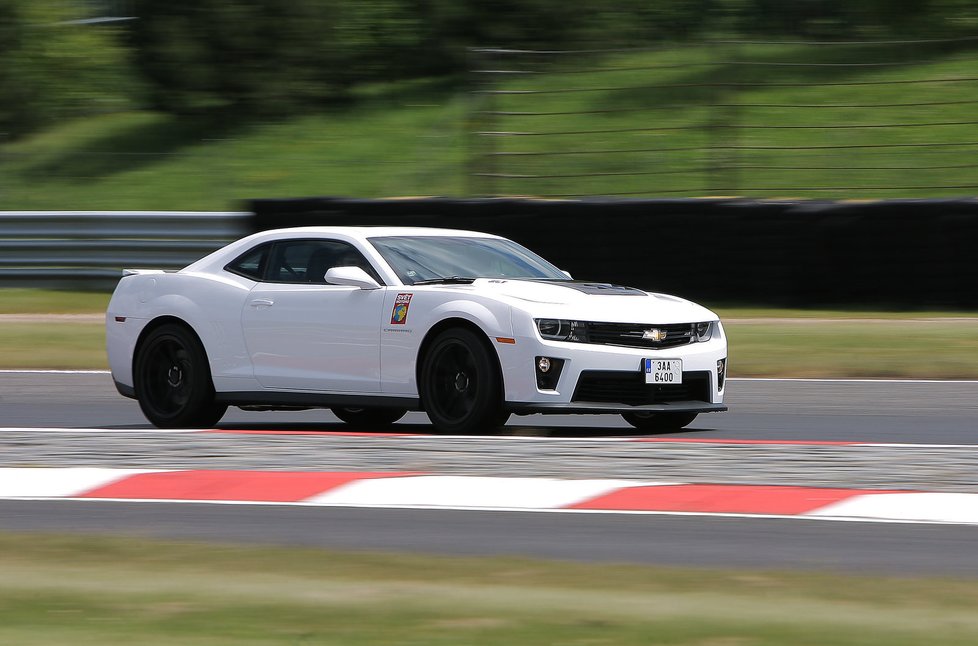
[411,276,476,285]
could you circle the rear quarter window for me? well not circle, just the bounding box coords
[225,243,270,280]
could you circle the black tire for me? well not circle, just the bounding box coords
[419,327,504,435]
[621,411,698,433]
[331,407,407,429]
[133,323,227,429]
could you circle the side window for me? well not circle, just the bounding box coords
[267,241,316,282]
[225,243,270,280]
[267,239,383,284]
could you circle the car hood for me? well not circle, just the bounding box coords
[465,278,717,323]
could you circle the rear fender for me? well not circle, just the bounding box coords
[108,273,254,391]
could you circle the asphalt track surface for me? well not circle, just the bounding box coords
[3,371,978,443]
[2,372,977,576]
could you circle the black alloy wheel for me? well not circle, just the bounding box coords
[420,327,504,435]
[621,411,698,433]
[134,323,227,428]
[331,407,407,429]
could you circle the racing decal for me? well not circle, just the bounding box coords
[390,293,413,324]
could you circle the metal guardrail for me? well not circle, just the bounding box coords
[0,211,250,289]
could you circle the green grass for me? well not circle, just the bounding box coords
[0,289,110,314]
[482,42,978,198]
[0,322,107,369]
[3,533,978,645]
[717,307,978,320]
[0,87,468,210]
[725,320,978,378]
[3,290,978,375]
[1,43,977,208]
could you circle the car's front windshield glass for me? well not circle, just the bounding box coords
[369,236,567,285]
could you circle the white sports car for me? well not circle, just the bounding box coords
[106,227,727,433]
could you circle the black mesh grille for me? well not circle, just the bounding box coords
[572,370,711,406]
[585,322,696,350]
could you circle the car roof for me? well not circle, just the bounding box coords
[260,226,500,241]
[181,226,507,276]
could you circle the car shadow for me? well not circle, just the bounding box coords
[208,421,719,439]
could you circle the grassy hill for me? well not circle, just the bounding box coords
[0,81,469,211]
[1,42,977,210]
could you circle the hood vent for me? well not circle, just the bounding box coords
[522,279,645,296]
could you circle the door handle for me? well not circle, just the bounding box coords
[249,298,274,307]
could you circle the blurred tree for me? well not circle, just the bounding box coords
[121,0,978,120]
[338,0,427,80]
[127,0,350,116]
[0,0,133,137]
[602,0,715,42]
[722,0,964,37]
[410,0,612,71]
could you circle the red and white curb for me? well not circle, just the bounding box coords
[2,468,978,525]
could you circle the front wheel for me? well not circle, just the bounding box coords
[419,327,504,435]
[134,323,227,428]
[621,411,697,433]
[331,407,407,429]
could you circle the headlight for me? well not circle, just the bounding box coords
[536,319,587,342]
[694,321,714,342]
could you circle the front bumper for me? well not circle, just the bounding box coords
[506,401,728,415]
[496,323,727,414]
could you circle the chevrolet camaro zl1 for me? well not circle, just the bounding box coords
[106,227,727,433]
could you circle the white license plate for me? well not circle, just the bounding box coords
[643,358,683,384]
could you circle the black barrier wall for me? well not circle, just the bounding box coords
[249,198,978,308]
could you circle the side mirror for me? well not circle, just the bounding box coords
[324,266,381,290]
[561,270,573,279]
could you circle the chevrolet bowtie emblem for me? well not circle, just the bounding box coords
[643,328,667,342]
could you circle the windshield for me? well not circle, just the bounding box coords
[369,236,567,285]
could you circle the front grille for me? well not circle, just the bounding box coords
[572,370,711,406]
[585,322,695,350]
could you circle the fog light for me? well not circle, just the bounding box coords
[717,358,726,390]
[535,356,564,391]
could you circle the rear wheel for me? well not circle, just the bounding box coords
[621,411,697,433]
[331,407,406,429]
[420,327,504,435]
[134,323,227,428]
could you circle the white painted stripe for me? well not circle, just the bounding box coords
[426,435,978,448]
[306,475,667,509]
[0,468,163,498]
[856,443,978,449]
[9,497,976,526]
[807,492,978,524]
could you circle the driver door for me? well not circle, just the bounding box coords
[241,238,387,392]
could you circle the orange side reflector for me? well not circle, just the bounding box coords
[114,316,127,323]
[495,337,516,344]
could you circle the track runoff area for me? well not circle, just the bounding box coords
[3,373,977,527]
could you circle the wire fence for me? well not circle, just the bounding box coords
[468,36,978,198]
